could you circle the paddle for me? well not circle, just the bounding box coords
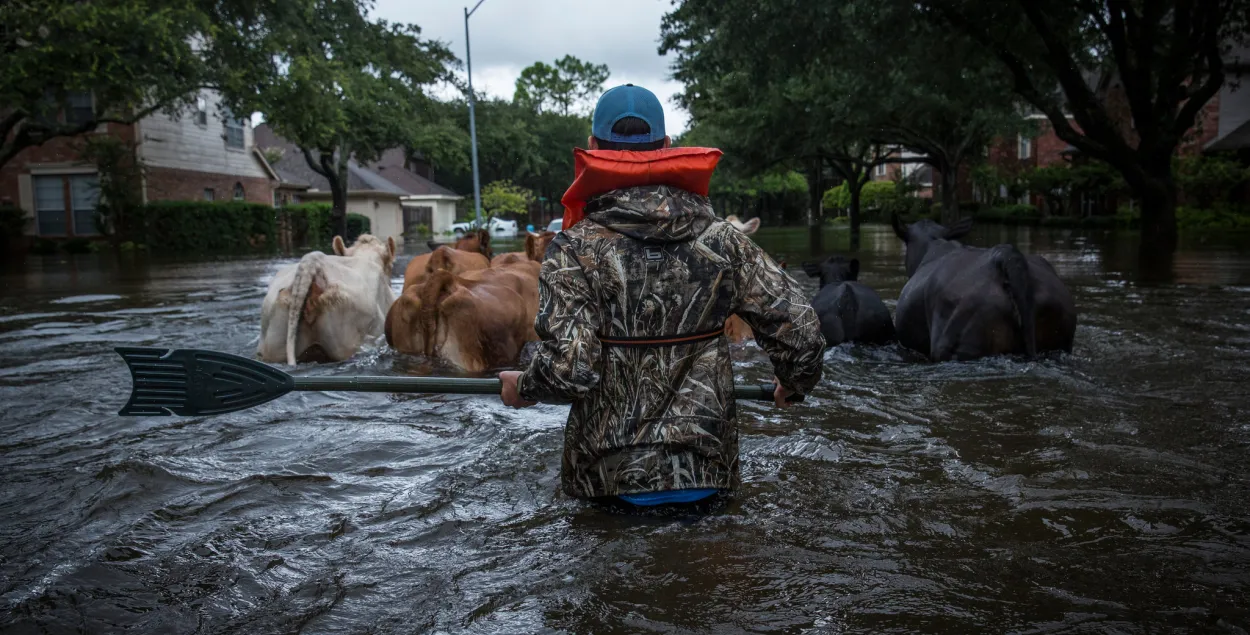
[114,347,802,417]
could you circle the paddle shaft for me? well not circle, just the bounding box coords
[113,347,801,417]
[295,375,784,401]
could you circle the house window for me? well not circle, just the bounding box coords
[204,188,215,201]
[33,174,100,236]
[224,111,245,149]
[875,163,887,177]
[1018,134,1033,160]
[69,174,100,235]
[233,182,245,201]
[34,176,67,236]
[273,189,280,207]
[65,91,94,126]
[195,96,208,126]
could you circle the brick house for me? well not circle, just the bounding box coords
[0,89,277,238]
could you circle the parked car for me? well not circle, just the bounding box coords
[449,217,518,238]
[547,218,563,233]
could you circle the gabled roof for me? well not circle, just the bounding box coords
[253,123,462,198]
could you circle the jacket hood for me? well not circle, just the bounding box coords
[583,185,716,243]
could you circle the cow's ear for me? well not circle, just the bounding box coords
[741,217,760,234]
[943,219,974,240]
[387,237,396,262]
[891,213,908,242]
[332,235,347,255]
[849,258,860,280]
[801,261,821,278]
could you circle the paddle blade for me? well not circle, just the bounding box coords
[115,347,295,416]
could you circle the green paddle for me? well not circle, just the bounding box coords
[114,347,798,417]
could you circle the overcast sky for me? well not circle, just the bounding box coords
[370,0,691,134]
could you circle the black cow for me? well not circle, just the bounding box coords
[800,255,896,346]
[891,216,1077,361]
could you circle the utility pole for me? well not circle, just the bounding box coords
[465,0,486,228]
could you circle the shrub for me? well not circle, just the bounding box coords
[1177,204,1250,231]
[972,204,1042,225]
[0,204,25,238]
[1175,153,1250,208]
[126,201,277,252]
[278,203,371,249]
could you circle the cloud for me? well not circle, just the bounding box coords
[370,0,689,133]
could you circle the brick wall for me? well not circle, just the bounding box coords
[0,123,137,207]
[144,165,274,205]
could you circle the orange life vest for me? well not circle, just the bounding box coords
[559,147,723,230]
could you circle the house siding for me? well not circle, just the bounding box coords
[136,90,269,180]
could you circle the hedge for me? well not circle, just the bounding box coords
[972,204,1042,225]
[119,201,370,252]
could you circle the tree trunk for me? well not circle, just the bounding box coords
[329,162,349,240]
[1136,164,1179,258]
[847,175,864,237]
[939,164,959,225]
[807,158,823,254]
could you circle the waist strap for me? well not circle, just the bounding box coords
[599,326,725,348]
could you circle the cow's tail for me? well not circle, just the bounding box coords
[996,245,1036,357]
[285,254,319,366]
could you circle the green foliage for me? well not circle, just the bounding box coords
[279,203,370,248]
[217,0,456,236]
[514,56,610,116]
[78,136,144,238]
[660,0,1025,223]
[1175,154,1250,209]
[972,204,1042,225]
[0,0,209,167]
[482,180,535,220]
[823,181,899,213]
[125,201,278,252]
[110,201,373,253]
[1176,204,1250,231]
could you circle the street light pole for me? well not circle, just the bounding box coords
[465,0,486,229]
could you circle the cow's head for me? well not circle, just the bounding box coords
[525,231,556,262]
[891,214,972,276]
[456,229,493,259]
[801,255,859,288]
[726,215,761,235]
[333,234,397,269]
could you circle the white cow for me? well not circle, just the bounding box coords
[725,215,761,235]
[258,234,397,366]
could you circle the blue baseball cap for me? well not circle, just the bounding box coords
[591,84,666,144]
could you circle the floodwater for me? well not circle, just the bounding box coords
[2,224,1249,634]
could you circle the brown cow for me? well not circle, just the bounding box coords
[384,260,541,372]
[490,231,556,268]
[403,229,492,289]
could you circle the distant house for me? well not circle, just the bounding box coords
[254,125,463,243]
[0,89,277,238]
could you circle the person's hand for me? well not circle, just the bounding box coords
[499,371,536,408]
[773,376,796,409]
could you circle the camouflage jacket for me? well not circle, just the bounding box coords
[516,185,825,500]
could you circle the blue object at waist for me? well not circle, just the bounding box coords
[618,488,720,506]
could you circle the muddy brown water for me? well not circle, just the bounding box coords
[1,224,1249,634]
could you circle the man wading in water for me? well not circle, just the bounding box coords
[499,84,825,510]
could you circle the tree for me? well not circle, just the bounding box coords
[0,0,209,169]
[660,0,1023,243]
[481,180,535,221]
[924,0,1250,254]
[514,55,609,116]
[217,0,455,238]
